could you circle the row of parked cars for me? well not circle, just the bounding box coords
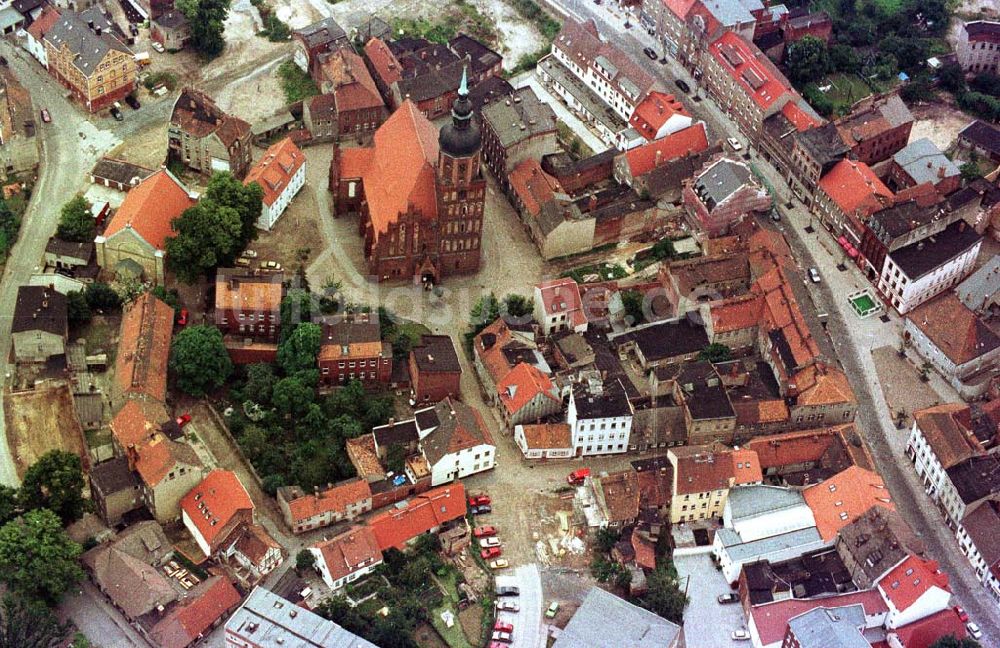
[491,586,521,646]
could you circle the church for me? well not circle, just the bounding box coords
[331,69,487,284]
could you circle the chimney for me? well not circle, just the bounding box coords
[938,166,945,179]
[95,26,102,36]
[588,194,598,212]
[959,220,966,232]
[655,150,663,166]
[87,19,94,29]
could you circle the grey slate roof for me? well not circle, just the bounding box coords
[787,604,868,648]
[12,285,67,336]
[726,485,807,521]
[703,0,756,27]
[44,8,131,76]
[716,526,823,561]
[553,587,680,648]
[419,399,492,466]
[90,456,139,497]
[293,17,347,49]
[694,158,753,211]
[411,335,461,373]
[481,86,558,148]
[888,220,981,280]
[892,138,960,186]
[91,157,156,187]
[959,120,1000,157]
[956,252,1000,313]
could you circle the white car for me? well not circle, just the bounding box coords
[726,137,743,151]
[808,267,821,283]
[479,537,501,548]
[967,622,982,639]
[731,629,750,641]
[496,600,519,612]
[151,41,165,53]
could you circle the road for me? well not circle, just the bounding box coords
[543,0,1000,641]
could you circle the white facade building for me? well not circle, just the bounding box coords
[310,527,383,591]
[567,381,633,457]
[244,137,306,231]
[877,555,952,629]
[405,399,497,486]
[534,277,588,337]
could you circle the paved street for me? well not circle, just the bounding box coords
[59,582,153,648]
[674,553,750,648]
[496,564,544,648]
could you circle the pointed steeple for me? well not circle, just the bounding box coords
[438,64,481,157]
[459,65,469,98]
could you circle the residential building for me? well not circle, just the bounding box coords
[613,122,710,187]
[592,469,641,529]
[223,523,283,583]
[214,269,283,341]
[567,380,634,457]
[276,477,373,534]
[95,169,195,284]
[682,156,771,239]
[89,455,143,526]
[739,547,852,606]
[904,292,1000,399]
[89,156,155,192]
[957,21,1000,74]
[114,291,174,404]
[627,90,693,146]
[471,317,540,400]
[857,198,956,283]
[310,526,382,591]
[479,86,558,190]
[834,94,914,166]
[534,277,588,336]
[553,587,681,648]
[363,38,458,119]
[408,335,462,403]
[331,86,486,283]
[802,466,894,542]
[367,482,466,551]
[747,589,889,648]
[877,555,951,629]
[148,575,242,648]
[787,123,849,204]
[886,609,970,648]
[291,17,348,73]
[180,469,255,558]
[497,362,562,428]
[957,120,1000,164]
[613,316,710,370]
[514,423,574,459]
[748,424,875,483]
[168,88,252,179]
[25,5,60,68]
[508,158,593,260]
[314,47,386,141]
[11,285,67,363]
[42,8,136,112]
[667,445,761,523]
[813,158,893,244]
[244,137,306,230]
[129,0,173,21]
[907,402,983,503]
[448,34,503,84]
[660,252,750,316]
[835,505,926,589]
[783,605,869,648]
[302,93,337,142]
[887,138,961,197]
[956,253,1000,314]
[318,313,392,387]
[956,498,1000,604]
[225,586,378,648]
[671,361,737,445]
[151,10,189,50]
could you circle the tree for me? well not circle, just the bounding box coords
[786,36,829,84]
[56,196,94,243]
[277,323,321,375]
[0,508,84,604]
[84,282,121,312]
[698,343,733,363]
[295,549,315,572]
[640,566,687,624]
[828,44,859,73]
[66,291,91,326]
[243,363,277,405]
[385,444,407,474]
[621,290,645,326]
[203,172,263,251]
[960,161,983,182]
[279,290,316,340]
[151,285,180,312]
[272,376,314,418]
[169,325,233,397]
[594,528,620,554]
[165,201,243,283]
[0,486,18,526]
[929,637,982,648]
[19,451,86,524]
[879,35,927,73]
[0,594,70,648]
[178,0,231,57]
[937,62,967,95]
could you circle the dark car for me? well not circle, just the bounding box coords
[471,504,492,515]
[124,95,141,110]
[110,105,123,121]
[642,47,658,61]
[496,586,520,597]
[674,79,691,93]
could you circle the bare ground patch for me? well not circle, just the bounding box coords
[247,183,325,275]
[4,382,88,478]
[909,102,974,153]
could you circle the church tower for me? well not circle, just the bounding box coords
[435,67,487,279]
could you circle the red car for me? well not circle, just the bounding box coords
[567,468,591,485]
[494,621,513,633]
[954,606,968,622]
[481,547,502,560]
[176,308,189,326]
[468,494,491,507]
[473,526,497,538]
[176,413,192,427]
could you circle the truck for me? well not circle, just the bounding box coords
[567,468,591,485]
[134,52,151,67]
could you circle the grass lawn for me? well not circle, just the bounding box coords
[277,60,319,104]
[426,569,477,648]
[872,0,902,14]
[397,320,432,345]
[562,262,629,284]
[80,316,118,362]
[809,73,872,114]
[85,428,113,449]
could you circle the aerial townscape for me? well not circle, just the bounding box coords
[0,0,998,646]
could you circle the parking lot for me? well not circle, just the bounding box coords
[674,553,752,647]
[495,564,543,648]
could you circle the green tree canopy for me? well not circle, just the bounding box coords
[272,376,314,418]
[698,343,733,363]
[177,0,231,57]
[786,36,830,83]
[0,508,84,604]
[828,44,860,73]
[929,636,982,648]
[203,172,263,251]
[277,322,322,375]
[169,325,233,396]
[937,62,967,95]
[165,201,243,283]
[19,451,86,524]
[56,196,94,243]
[295,549,315,571]
[84,282,121,312]
[66,291,91,326]
[0,486,19,527]
[640,566,687,624]
[243,363,277,405]
[279,289,317,340]
[0,594,70,648]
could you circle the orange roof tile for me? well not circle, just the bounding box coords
[793,364,856,407]
[803,466,894,541]
[337,146,373,179]
[756,266,821,376]
[323,48,384,112]
[509,158,564,217]
[474,319,516,385]
[110,399,168,449]
[818,158,893,217]
[244,138,305,207]
[907,293,1000,366]
[363,37,402,86]
[149,576,241,648]
[749,427,840,469]
[115,292,174,402]
[536,277,588,328]
[625,122,709,177]
[781,101,821,132]
[629,91,690,142]
[231,523,281,565]
[671,446,735,495]
[214,269,283,314]
[731,448,762,485]
[287,478,373,523]
[598,470,640,523]
[103,170,195,251]
[27,6,60,42]
[181,470,254,549]
[367,483,465,551]
[709,31,792,110]
[878,555,950,612]
[313,526,382,584]
[111,401,202,488]
[497,363,559,415]
[912,403,980,470]
[710,293,763,333]
[345,435,383,480]
[518,423,572,450]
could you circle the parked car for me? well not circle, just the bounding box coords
[468,494,491,507]
[125,95,141,110]
[176,308,189,326]
[263,260,282,270]
[110,104,123,121]
[732,630,751,641]
[176,413,192,427]
[494,621,513,633]
[474,526,497,538]
[643,47,658,60]
[769,209,781,222]
[481,547,502,560]
[726,137,743,151]
[489,643,508,648]
[808,267,821,284]
[491,631,512,644]
[488,558,509,570]
[545,601,560,618]
[954,606,968,622]
[496,586,520,597]
[151,41,165,53]
[479,537,501,548]
[717,593,739,604]
[967,622,982,640]
[40,108,51,123]
[567,468,591,485]
[471,504,492,515]
[674,79,691,93]
[496,600,519,612]
[241,249,258,258]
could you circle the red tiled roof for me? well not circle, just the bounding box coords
[818,158,893,217]
[624,122,709,177]
[756,265,821,375]
[363,37,402,86]
[313,526,382,583]
[782,100,821,132]
[103,169,195,251]
[368,483,466,551]
[890,608,967,648]
[287,477,372,523]
[731,448,762,485]
[115,292,175,402]
[749,589,888,646]
[803,466,894,541]
[709,31,792,110]
[149,576,241,648]
[181,470,254,549]
[671,446,735,495]
[214,268,284,314]
[749,427,840,468]
[709,293,762,333]
[244,137,305,207]
[497,363,559,415]
[474,319,516,385]
[907,293,1000,366]
[913,403,979,470]
[509,158,564,217]
[794,364,856,407]
[519,423,572,450]
[536,277,587,328]
[631,529,657,570]
[171,88,250,148]
[111,399,167,449]
[663,0,698,19]
[629,91,690,142]
[878,555,950,612]
[27,6,60,41]
[322,48,384,113]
